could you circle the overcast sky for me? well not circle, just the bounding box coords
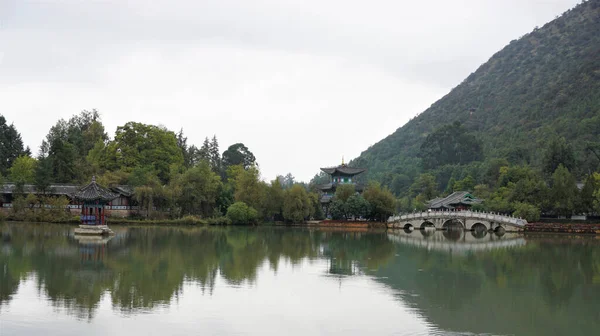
[0,0,579,182]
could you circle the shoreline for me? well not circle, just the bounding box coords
[3,218,600,234]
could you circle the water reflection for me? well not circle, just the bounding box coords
[1,223,600,336]
[388,228,526,254]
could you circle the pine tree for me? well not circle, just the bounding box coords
[209,135,221,173]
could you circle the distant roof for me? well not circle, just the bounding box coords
[1,182,133,199]
[0,183,79,196]
[110,185,134,197]
[72,177,119,202]
[320,164,366,176]
[428,191,481,209]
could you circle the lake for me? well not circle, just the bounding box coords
[1,222,599,335]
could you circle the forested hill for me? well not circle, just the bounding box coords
[351,0,600,194]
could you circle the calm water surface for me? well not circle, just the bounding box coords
[1,223,600,335]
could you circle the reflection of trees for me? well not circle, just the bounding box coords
[0,224,396,318]
[374,234,600,335]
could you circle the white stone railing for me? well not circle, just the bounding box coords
[388,210,527,227]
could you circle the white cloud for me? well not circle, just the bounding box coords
[0,0,580,181]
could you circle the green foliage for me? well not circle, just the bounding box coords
[265,178,284,220]
[576,174,595,213]
[282,184,311,223]
[34,157,53,194]
[334,184,356,203]
[41,110,107,183]
[0,114,28,176]
[550,164,578,217]
[7,194,71,222]
[329,199,346,220]
[171,161,222,218]
[453,175,475,192]
[419,122,483,169]
[228,165,267,217]
[222,143,256,170]
[363,182,396,222]
[513,202,541,222]
[9,155,37,185]
[308,192,324,220]
[346,194,370,219]
[543,136,576,176]
[409,174,438,202]
[226,201,259,225]
[96,122,183,183]
[352,1,600,193]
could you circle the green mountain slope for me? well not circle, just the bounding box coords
[352,0,600,193]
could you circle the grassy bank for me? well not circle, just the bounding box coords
[108,216,231,226]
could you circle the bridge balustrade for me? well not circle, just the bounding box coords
[389,210,527,227]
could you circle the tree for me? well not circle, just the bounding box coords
[278,173,296,189]
[328,199,347,220]
[577,173,599,214]
[308,192,324,220]
[99,122,183,183]
[419,122,483,169]
[172,161,222,217]
[409,174,438,201]
[334,184,356,203]
[282,184,311,223]
[265,178,284,220]
[199,137,211,162]
[513,202,541,222]
[9,155,37,187]
[0,114,28,176]
[453,175,475,192]
[41,110,107,183]
[228,165,267,217]
[222,143,256,170]
[550,164,578,217]
[346,194,370,219]
[363,182,396,222]
[543,136,575,176]
[226,202,259,225]
[34,156,53,194]
[209,135,221,173]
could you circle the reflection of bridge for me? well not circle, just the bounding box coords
[388,230,526,254]
[388,210,527,232]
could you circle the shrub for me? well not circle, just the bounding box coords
[226,202,259,225]
[206,216,231,225]
[513,202,540,222]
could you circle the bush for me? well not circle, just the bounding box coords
[513,202,540,222]
[0,211,6,222]
[226,202,259,225]
[206,216,232,225]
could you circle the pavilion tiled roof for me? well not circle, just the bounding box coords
[0,183,80,195]
[428,191,481,209]
[320,165,366,176]
[72,177,119,202]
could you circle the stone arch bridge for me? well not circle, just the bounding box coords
[388,210,527,232]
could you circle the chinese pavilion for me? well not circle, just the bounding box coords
[319,161,366,209]
[73,176,118,235]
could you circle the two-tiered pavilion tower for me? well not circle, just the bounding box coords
[318,161,366,212]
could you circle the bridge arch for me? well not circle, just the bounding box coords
[442,219,464,230]
[403,223,414,230]
[420,221,435,230]
[471,223,488,239]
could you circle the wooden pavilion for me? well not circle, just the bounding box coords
[73,176,118,235]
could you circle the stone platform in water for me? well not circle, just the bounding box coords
[73,225,114,236]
